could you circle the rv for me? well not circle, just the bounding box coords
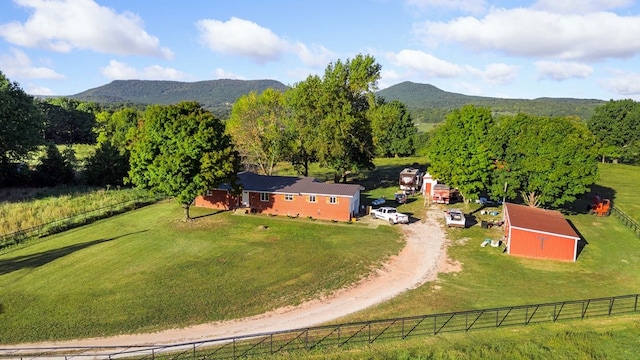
[399,168,423,194]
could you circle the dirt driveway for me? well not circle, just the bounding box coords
[4,208,454,349]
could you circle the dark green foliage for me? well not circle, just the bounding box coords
[33,143,75,186]
[94,107,140,151]
[378,81,605,123]
[369,99,416,157]
[588,99,640,164]
[37,98,97,144]
[290,54,379,182]
[0,71,46,186]
[84,142,129,186]
[128,101,241,220]
[490,114,599,207]
[428,105,495,202]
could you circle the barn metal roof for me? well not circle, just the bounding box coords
[504,202,580,239]
[232,171,363,197]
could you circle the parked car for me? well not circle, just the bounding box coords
[371,206,410,225]
[444,209,466,228]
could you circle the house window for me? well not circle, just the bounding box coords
[329,196,337,204]
[285,194,294,201]
[260,192,269,202]
[309,195,317,203]
[206,190,213,196]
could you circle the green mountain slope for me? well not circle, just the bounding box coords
[69,79,605,122]
[70,79,289,117]
[377,81,606,122]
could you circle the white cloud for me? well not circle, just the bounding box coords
[467,63,519,85]
[389,49,465,78]
[196,17,289,64]
[419,8,640,61]
[101,60,186,80]
[0,0,172,59]
[406,0,487,14]
[533,0,632,14]
[214,68,245,80]
[602,69,640,96]
[292,42,336,68]
[0,48,65,79]
[26,84,55,96]
[196,17,334,67]
[536,61,593,81]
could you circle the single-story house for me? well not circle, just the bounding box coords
[194,172,364,222]
[503,202,581,262]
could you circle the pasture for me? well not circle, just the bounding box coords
[0,202,401,343]
[0,158,638,352]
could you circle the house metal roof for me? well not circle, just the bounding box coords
[234,172,363,197]
[504,202,580,239]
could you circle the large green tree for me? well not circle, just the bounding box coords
[290,54,379,182]
[490,114,598,207]
[588,99,640,164]
[0,71,45,186]
[285,75,323,176]
[33,143,75,186]
[428,105,496,203]
[225,88,292,175]
[369,99,416,157]
[128,102,240,220]
[37,97,96,144]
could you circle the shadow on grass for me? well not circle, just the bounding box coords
[563,185,616,215]
[0,230,147,276]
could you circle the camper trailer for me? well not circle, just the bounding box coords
[399,168,423,194]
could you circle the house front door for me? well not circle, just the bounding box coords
[242,191,249,207]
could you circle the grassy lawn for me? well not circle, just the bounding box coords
[1,159,638,353]
[338,163,640,324]
[0,202,402,343]
[280,316,640,359]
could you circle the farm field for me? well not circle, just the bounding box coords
[0,159,638,351]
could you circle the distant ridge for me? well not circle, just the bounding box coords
[69,79,605,121]
[70,79,289,116]
[377,81,605,122]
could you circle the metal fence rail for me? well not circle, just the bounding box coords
[1,294,637,360]
[0,195,165,249]
[611,206,640,238]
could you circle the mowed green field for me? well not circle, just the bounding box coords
[339,162,640,323]
[0,203,402,343]
[0,159,638,351]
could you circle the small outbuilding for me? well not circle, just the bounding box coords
[503,203,581,262]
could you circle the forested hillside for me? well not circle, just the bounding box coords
[67,79,605,122]
[377,81,606,122]
[71,79,289,118]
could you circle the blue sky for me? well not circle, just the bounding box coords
[2,0,640,100]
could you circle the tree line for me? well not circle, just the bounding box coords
[2,54,639,216]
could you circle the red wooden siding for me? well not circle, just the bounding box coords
[503,202,580,262]
[508,228,577,261]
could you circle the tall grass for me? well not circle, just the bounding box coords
[0,187,154,235]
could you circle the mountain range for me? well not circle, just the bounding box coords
[70,79,606,122]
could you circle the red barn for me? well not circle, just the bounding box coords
[503,203,581,262]
[194,172,364,222]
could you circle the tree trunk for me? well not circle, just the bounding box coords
[182,203,191,222]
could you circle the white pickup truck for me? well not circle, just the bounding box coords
[370,206,410,224]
